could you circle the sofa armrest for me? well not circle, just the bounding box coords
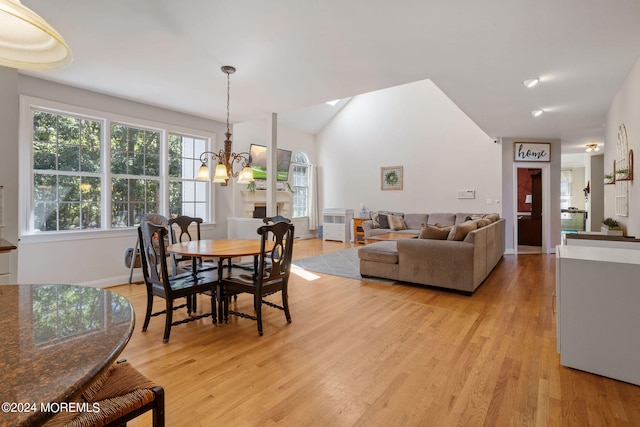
[362,220,376,236]
[397,238,479,292]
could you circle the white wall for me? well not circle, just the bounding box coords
[316,80,502,217]
[233,118,316,238]
[12,76,229,286]
[605,55,640,237]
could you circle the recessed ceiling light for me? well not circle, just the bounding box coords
[326,99,339,106]
[523,78,539,88]
[531,109,544,117]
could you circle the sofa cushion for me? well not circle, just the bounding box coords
[403,214,428,230]
[428,213,456,226]
[378,214,390,229]
[388,214,407,231]
[448,220,478,241]
[419,224,451,240]
[358,241,399,264]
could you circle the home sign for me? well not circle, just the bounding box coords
[514,142,550,162]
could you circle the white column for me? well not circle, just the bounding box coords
[266,113,278,216]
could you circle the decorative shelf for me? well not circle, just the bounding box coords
[614,149,634,182]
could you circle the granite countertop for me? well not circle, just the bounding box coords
[0,239,17,251]
[0,284,134,426]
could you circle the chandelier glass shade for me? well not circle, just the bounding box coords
[0,0,72,69]
[585,143,600,152]
[197,65,253,185]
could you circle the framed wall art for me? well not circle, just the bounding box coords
[381,166,403,190]
[514,142,551,162]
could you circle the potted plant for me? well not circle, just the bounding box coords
[616,168,631,181]
[601,217,623,235]
[604,174,615,184]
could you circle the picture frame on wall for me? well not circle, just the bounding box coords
[514,142,551,162]
[381,166,403,190]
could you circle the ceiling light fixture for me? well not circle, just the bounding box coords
[585,143,600,152]
[531,109,544,117]
[523,78,539,88]
[0,0,72,70]
[197,66,253,186]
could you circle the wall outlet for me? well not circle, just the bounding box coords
[486,198,493,204]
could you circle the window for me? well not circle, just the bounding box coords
[110,124,161,228]
[168,134,209,219]
[291,152,310,218]
[23,97,213,235]
[560,170,572,210]
[32,110,102,231]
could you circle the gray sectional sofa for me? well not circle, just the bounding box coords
[358,212,505,294]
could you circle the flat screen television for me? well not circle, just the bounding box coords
[249,144,292,181]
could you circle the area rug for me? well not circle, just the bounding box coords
[292,247,395,284]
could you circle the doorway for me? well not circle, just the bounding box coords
[516,167,543,254]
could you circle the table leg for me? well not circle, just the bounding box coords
[217,258,225,323]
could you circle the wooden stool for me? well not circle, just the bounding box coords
[44,361,164,426]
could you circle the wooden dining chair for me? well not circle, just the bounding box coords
[262,215,292,224]
[127,213,169,284]
[138,221,217,343]
[168,215,216,275]
[222,221,295,335]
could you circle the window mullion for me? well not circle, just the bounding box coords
[103,118,112,230]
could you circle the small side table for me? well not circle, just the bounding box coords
[353,218,368,245]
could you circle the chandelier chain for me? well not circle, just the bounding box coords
[226,70,230,135]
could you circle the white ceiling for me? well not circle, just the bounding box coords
[20,0,640,154]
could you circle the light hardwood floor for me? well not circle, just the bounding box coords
[113,239,640,426]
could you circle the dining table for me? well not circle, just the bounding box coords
[167,239,273,322]
[0,284,134,427]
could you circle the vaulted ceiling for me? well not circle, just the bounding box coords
[20,0,640,153]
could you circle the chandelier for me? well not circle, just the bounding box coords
[0,0,72,69]
[197,65,254,186]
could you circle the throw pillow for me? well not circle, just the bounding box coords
[486,214,499,222]
[447,220,478,241]
[378,214,390,229]
[419,224,450,240]
[388,214,407,231]
[477,218,492,227]
[465,214,486,221]
[371,212,381,228]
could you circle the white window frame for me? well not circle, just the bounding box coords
[291,152,310,218]
[19,95,216,243]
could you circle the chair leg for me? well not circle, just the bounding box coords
[187,294,197,315]
[152,385,165,427]
[210,291,216,324]
[256,293,263,336]
[143,291,153,332]
[163,299,173,344]
[282,289,292,323]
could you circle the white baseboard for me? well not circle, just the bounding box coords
[75,272,144,288]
